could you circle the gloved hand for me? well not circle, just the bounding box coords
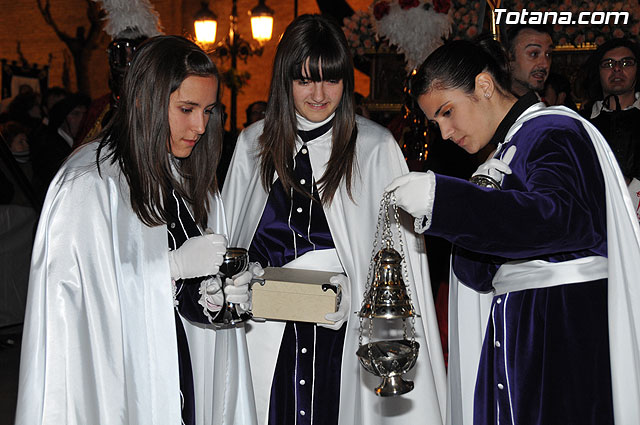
[320,274,351,331]
[471,145,517,186]
[168,233,227,280]
[224,262,264,313]
[198,276,224,312]
[384,171,436,218]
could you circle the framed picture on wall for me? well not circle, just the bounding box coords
[1,59,49,100]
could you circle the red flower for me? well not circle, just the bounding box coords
[373,1,391,20]
[433,0,451,14]
[399,0,420,9]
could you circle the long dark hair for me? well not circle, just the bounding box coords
[411,36,512,99]
[97,35,223,228]
[258,14,358,205]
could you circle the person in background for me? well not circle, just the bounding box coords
[502,24,554,97]
[244,100,267,128]
[0,121,43,205]
[4,90,42,130]
[74,0,164,147]
[75,28,151,147]
[30,93,90,188]
[354,91,371,119]
[40,86,69,126]
[543,72,577,110]
[386,36,640,425]
[0,84,38,118]
[582,38,640,220]
[222,14,446,425]
[15,35,258,425]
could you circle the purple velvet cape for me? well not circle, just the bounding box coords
[428,114,614,424]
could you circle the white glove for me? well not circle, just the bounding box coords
[384,171,436,218]
[320,274,351,331]
[198,276,224,312]
[471,145,517,185]
[168,233,227,280]
[224,262,264,312]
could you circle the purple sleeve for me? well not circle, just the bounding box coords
[427,116,608,290]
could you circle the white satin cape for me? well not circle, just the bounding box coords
[221,115,447,425]
[447,104,640,425]
[15,142,257,425]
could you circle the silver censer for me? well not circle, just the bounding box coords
[357,192,420,397]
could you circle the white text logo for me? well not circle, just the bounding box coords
[494,9,629,25]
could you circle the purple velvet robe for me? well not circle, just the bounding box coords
[249,141,346,425]
[428,114,614,424]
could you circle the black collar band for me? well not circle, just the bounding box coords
[488,91,540,146]
[297,117,335,144]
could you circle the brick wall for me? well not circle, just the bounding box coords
[0,0,110,96]
[1,0,371,131]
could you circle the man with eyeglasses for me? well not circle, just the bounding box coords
[582,38,640,220]
[587,40,640,116]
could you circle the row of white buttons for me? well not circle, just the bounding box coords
[495,296,505,392]
[494,296,503,348]
[295,177,306,215]
[299,346,308,417]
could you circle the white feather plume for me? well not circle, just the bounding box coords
[372,2,452,72]
[92,0,163,39]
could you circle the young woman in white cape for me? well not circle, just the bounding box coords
[15,36,257,425]
[222,14,446,425]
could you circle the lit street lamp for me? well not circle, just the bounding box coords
[194,1,274,136]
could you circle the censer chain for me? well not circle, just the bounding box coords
[359,192,418,345]
[389,192,417,342]
[359,192,389,346]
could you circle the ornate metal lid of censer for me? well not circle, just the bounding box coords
[359,248,416,320]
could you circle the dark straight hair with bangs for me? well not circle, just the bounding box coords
[97,35,223,228]
[258,14,358,205]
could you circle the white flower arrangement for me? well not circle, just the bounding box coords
[372,0,453,71]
